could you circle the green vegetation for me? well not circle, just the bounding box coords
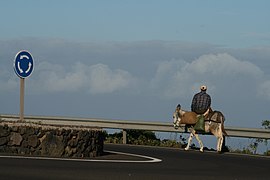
[261,120,270,155]
[104,120,270,155]
[104,129,186,148]
[229,120,270,155]
[262,120,270,129]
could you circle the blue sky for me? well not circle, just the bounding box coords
[1,0,269,47]
[1,1,270,131]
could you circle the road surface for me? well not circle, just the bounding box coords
[0,144,269,180]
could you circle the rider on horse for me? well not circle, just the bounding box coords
[191,85,211,115]
[191,85,211,131]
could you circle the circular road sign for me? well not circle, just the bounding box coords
[14,50,34,78]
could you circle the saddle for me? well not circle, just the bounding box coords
[204,108,223,123]
[194,108,222,132]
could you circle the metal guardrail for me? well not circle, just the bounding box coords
[1,114,270,144]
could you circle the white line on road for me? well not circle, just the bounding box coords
[0,151,162,163]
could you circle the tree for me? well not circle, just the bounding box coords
[262,120,270,129]
[105,130,185,147]
[251,120,270,155]
[261,120,270,155]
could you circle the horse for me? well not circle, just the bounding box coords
[173,104,227,152]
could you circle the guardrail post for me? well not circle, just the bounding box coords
[122,129,127,144]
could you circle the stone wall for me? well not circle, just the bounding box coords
[0,122,104,158]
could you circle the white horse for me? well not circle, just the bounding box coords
[173,104,227,152]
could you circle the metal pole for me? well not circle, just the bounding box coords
[122,129,127,144]
[20,78,25,121]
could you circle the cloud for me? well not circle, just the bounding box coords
[87,63,135,94]
[30,62,136,94]
[0,68,18,92]
[151,53,264,99]
[1,39,269,102]
[258,80,270,100]
[1,39,270,128]
[30,61,81,93]
[188,53,263,77]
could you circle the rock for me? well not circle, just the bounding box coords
[28,135,38,147]
[26,127,36,135]
[0,124,103,158]
[40,132,65,157]
[21,140,28,148]
[0,126,10,137]
[18,147,30,155]
[9,132,23,146]
[19,126,27,135]
[11,126,19,132]
[68,136,78,147]
[0,137,7,146]
[65,146,77,156]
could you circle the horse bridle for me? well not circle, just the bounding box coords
[173,110,181,129]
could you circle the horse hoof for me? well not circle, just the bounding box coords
[200,149,204,153]
[184,147,189,151]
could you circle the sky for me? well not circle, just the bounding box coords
[1,0,270,130]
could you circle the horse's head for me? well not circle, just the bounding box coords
[173,104,182,129]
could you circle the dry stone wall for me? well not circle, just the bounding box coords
[0,122,104,158]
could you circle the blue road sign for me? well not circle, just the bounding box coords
[14,50,34,78]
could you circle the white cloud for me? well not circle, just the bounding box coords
[88,64,134,94]
[32,62,84,93]
[151,53,265,99]
[30,62,135,94]
[1,52,268,103]
[1,39,270,128]
[188,53,263,77]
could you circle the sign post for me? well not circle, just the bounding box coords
[19,78,25,121]
[14,50,34,121]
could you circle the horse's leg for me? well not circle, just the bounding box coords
[193,131,204,152]
[217,135,224,152]
[217,124,224,152]
[184,132,194,151]
[186,129,204,152]
[217,137,221,152]
[211,124,223,152]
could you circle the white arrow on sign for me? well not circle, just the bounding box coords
[20,55,29,60]
[25,62,32,74]
[14,50,34,79]
[17,62,24,73]
[17,54,33,74]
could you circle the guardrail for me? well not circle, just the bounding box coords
[1,114,269,144]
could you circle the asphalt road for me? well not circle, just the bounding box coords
[0,144,269,180]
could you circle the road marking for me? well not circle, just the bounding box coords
[105,150,162,163]
[0,151,162,163]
